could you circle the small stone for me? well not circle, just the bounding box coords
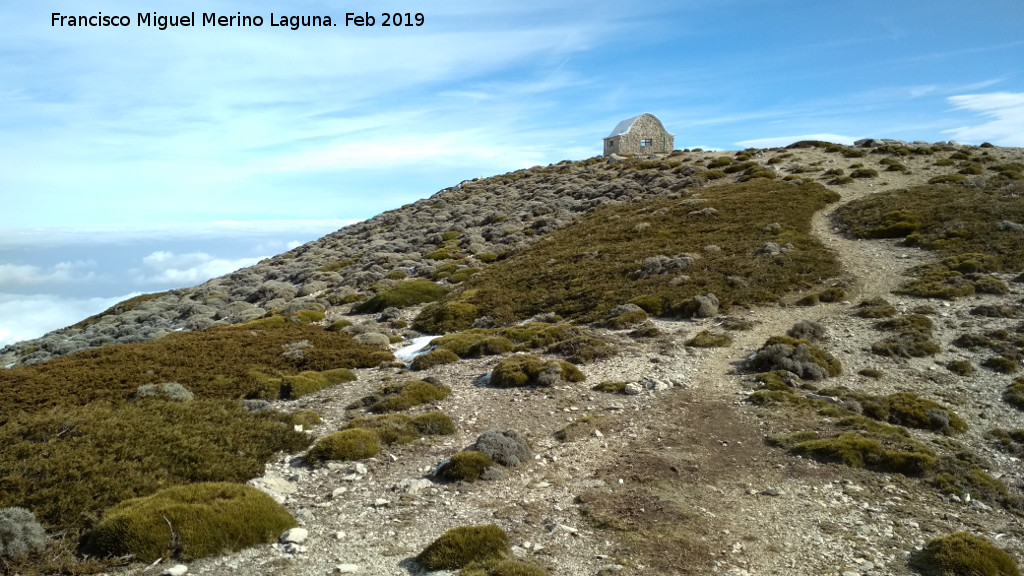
[353,463,368,475]
[762,487,783,497]
[593,429,604,438]
[624,382,643,396]
[260,476,298,495]
[331,487,348,499]
[373,498,390,507]
[283,543,305,554]
[280,527,308,544]
[334,564,360,573]
[334,530,347,540]
[162,565,188,576]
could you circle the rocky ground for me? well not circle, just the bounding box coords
[96,144,1024,576]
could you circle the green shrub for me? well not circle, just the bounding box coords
[282,368,357,399]
[355,279,449,313]
[411,412,457,436]
[1005,378,1024,409]
[490,355,585,388]
[828,390,967,434]
[555,416,607,442]
[423,181,841,325]
[342,414,419,445]
[413,302,480,333]
[858,368,884,379]
[789,433,934,475]
[862,211,922,238]
[0,400,309,543]
[746,336,841,380]
[854,297,898,318]
[410,348,461,371]
[795,293,819,306]
[929,455,1010,504]
[82,482,296,562]
[984,356,1020,374]
[416,524,510,570]
[592,381,627,394]
[850,168,878,178]
[836,182,1024,275]
[294,309,325,323]
[133,382,194,402]
[0,323,391,413]
[871,314,941,358]
[327,319,353,331]
[289,409,322,428]
[438,452,495,483]
[307,429,381,462]
[605,307,649,329]
[946,360,975,376]
[428,323,610,364]
[929,174,967,184]
[351,379,451,413]
[910,532,1021,576]
[461,558,550,576]
[685,330,733,347]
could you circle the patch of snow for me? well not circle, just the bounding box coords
[394,336,437,362]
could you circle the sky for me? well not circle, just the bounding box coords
[2,0,1023,346]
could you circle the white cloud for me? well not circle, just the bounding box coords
[734,134,859,149]
[0,260,97,287]
[0,292,137,347]
[133,251,265,285]
[945,92,1024,146]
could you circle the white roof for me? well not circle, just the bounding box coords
[607,115,641,137]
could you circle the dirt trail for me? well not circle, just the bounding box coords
[654,177,944,575]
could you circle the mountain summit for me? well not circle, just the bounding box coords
[2,141,1023,575]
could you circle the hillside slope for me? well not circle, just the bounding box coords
[2,141,1024,576]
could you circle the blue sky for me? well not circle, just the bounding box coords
[2,0,1023,345]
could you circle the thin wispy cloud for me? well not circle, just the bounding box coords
[945,92,1024,146]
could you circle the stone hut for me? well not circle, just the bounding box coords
[603,113,674,156]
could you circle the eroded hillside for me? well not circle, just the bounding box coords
[2,141,1024,576]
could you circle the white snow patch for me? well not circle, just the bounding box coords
[394,336,437,362]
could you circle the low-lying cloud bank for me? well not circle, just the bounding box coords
[0,292,138,348]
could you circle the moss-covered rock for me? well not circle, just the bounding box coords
[746,336,841,380]
[355,279,449,313]
[410,348,461,371]
[439,451,495,483]
[910,532,1021,576]
[489,354,584,388]
[416,524,510,570]
[350,379,451,413]
[1007,377,1024,410]
[306,429,381,462]
[83,482,296,562]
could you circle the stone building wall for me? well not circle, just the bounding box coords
[604,114,674,156]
